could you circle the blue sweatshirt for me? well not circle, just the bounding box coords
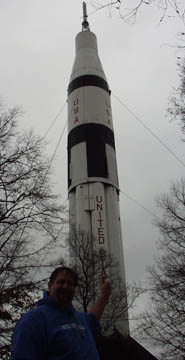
[10,292,101,360]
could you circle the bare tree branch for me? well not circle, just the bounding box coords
[0,104,66,359]
[65,229,142,334]
[135,178,185,359]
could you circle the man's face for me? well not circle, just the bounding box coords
[48,271,76,308]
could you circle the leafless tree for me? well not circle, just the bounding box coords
[88,0,185,25]
[0,104,66,358]
[135,178,185,360]
[168,58,185,138]
[67,229,142,334]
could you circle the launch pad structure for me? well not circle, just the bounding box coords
[67,3,158,359]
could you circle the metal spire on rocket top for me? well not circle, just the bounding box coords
[82,2,90,31]
[67,3,129,335]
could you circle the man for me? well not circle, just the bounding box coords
[9,266,111,360]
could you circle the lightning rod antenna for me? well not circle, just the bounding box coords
[82,2,90,31]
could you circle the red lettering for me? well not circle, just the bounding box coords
[106,109,110,116]
[101,259,105,267]
[74,117,79,123]
[98,228,104,236]
[73,98,79,106]
[99,248,106,259]
[74,107,79,114]
[98,211,102,219]
[96,196,102,203]
[100,258,106,277]
[98,236,104,244]
[96,203,103,211]
[101,267,106,277]
[106,101,110,108]
[97,219,103,226]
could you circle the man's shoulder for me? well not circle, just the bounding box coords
[74,309,100,324]
[17,304,48,327]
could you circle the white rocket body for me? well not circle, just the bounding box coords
[68,28,129,335]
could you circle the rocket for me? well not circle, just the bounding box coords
[67,3,129,335]
[67,6,159,358]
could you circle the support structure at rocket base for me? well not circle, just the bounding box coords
[67,2,129,335]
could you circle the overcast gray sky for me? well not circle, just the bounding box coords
[0,0,184,342]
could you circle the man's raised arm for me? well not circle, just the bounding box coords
[90,277,111,320]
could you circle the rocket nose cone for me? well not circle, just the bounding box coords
[69,29,107,83]
[75,30,98,52]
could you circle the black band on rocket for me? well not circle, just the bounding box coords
[68,123,115,187]
[68,123,115,149]
[68,75,109,95]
